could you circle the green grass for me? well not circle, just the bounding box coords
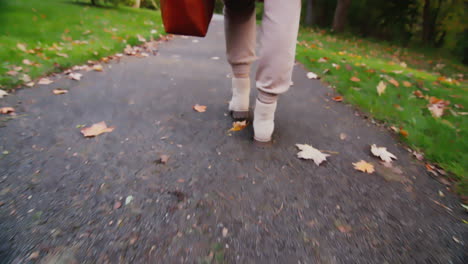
[0,0,162,89]
[297,28,468,194]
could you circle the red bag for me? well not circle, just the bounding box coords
[160,0,216,37]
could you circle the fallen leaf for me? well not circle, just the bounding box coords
[17,43,27,52]
[38,78,53,85]
[125,195,134,205]
[377,81,386,96]
[28,251,40,260]
[318,57,328,63]
[339,133,347,140]
[0,107,15,114]
[114,201,122,209]
[350,76,360,82]
[403,81,411,87]
[412,151,424,161]
[332,63,341,70]
[353,160,375,174]
[211,56,220,60]
[25,82,35,87]
[56,52,69,58]
[0,89,8,98]
[428,104,444,118]
[389,79,399,87]
[296,144,330,166]
[69,73,82,81]
[399,129,409,137]
[52,89,68,95]
[334,221,352,233]
[6,70,18,76]
[92,64,103,72]
[229,120,247,132]
[137,34,146,42]
[307,72,319,79]
[159,154,170,164]
[413,90,424,98]
[222,227,228,237]
[129,235,138,245]
[80,121,115,137]
[332,96,343,102]
[193,104,207,113]
[19,74,31,83]
[371,144,397,163]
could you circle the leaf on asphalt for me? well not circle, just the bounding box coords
[350,76,360,82]
[403,81,412,87]
[211,56,220,60]
[0,89,8,98]
[38,78,53,85]
[339,133,347,140]
[371,144,397,163]
[92,64,104,72]
[307,72,319,79]
[389,79,399,87]
[229,120,247,132]
[28,251,40,260]
[125,195,134,205]
[296,144,330,166]
[52,89,68,95]
[69,73,82,81]
[159,154,170,164]
[0,107,15,114]
[114,200,122,209]
[222,227,228,237]
[193,104,207,113]
[332,96,343,102]
[17,43,27,52]
[377,81,386,96]
[80,121,115,137]
[334,220,352,233]
[353,160,375,174]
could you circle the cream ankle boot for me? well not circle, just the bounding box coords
[228,78,250,119]
[253,99,277,143]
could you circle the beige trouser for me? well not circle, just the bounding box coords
[224,0,302,97]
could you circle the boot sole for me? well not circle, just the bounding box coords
[231,111,250,121]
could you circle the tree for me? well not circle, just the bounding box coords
[305,0,315,26]
[133,0,141,8]
[332,0,352,32]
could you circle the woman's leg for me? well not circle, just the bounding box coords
[224,0,256,119]
[254,0,302,143]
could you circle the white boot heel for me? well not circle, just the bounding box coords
[253,99,277,143]
[228,78,250,120]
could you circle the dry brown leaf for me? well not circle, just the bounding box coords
[0,89,8,98]
[6,70,18,76]
[159,154,170,164]
[353,160,375,174]
[17,43,27,52]
[296,144,330,166]
[377,81,386,96]
[371,144,397,163]
[307,72,319,79]
[0,107,15,114]
[350,76,360,82]
[332,96,343,102]
[229,120,247,132]
[92,64,104,72]
[114,200,122,209]
[56,52,69,58]
[69,73,82,81]
[193,104,207,113]
[52,89,68,95]
[413,90,424,98]
[19,74,31,83]
[403,81,412,87]
[28,251,40,260]
[399,129,409,138]
[339,133,347,140]
[389,79,399,87]
[38,78,53,85]
[80,121,115,137]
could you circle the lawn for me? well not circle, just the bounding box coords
[296,28,468,193]
[0,0,162,89]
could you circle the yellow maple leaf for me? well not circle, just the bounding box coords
[353,160,375,174]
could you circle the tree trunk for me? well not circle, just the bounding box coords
[422,0,432,42]
[133,0,141,8]
[305,0,315,26]
[332,0,352,32]
[91,0,97,6]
